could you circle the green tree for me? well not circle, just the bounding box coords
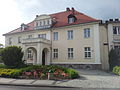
[0,47,3,63]
[1,46,25,68]
[109,48,120,71]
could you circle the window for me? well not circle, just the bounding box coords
[38,34,46,39]
[84,28,90,38]
[68,14,76,24]
[18,37,21,43]
[68,48,73,59]
[114,46,120,49]
[84,47,91,58]
[47,20,49,25]
[28,35,32,39]
[9,38,12,45]
[53,49,58,59]
[53,32,58,40]
[27,49,33,59]
[113,26,120,35]
[68,30,73,40]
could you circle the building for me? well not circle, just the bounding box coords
[4,7,119,70]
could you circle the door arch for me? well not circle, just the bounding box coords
[42,48,49,65]
[26,47,37,65]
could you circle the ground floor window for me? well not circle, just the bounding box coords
[68,48,73,59]
[27,49,33,59]
[114,46,120,49]
[84,47,91,58]
[53,49,58,59]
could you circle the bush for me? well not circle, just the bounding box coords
[109,48,120,71]
[66,68,79,79]
[1,46,25,68]
[112,66,120,75]
[0,68,22,78]
[0,64,7,68]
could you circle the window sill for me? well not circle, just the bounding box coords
[68,58,74,60]
[84,57,92,59]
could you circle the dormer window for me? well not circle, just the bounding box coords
[21,23,28,31]
[68,14,76,24]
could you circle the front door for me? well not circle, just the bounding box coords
[42,50,45,65]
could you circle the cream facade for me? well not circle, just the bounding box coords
[4,8,120,70]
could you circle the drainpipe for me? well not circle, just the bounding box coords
[50,28,53,65]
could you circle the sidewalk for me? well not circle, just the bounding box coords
[0,69,120,88]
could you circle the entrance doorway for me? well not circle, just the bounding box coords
[42,50,45,65]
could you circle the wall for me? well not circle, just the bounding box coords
[51,22,101,65]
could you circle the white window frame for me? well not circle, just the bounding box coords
[38,34,46,39]
[53,49,58,59]
[28,35,32,39]
[53,32,58,41]
[18,37,21,43]
[113,26,120,35]
[84,47,92,58]
[68,30,73,40]
[68,17,75,23]
[68,48,73,59]
[84,28,90,38]
[27,49,33,59]
[9,38,12,45]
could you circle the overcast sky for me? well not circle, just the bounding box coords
[0,0,120,45]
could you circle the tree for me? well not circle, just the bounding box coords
[0,44,3,48]
[1,46,25,68]
[0,47,3,63]
[109,48,120,71]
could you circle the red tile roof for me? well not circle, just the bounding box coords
[4,8,99,35]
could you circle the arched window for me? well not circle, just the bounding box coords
[68,14,76,24]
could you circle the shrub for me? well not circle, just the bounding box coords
[112,66,120,75]
[66,68,79,79]
[0,68,22,78]
[1,46,25,68]
[0,64,7,68]
[109,48,120,71]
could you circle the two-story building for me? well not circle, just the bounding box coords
[4,7,119,70]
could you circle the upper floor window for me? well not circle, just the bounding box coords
[9,38,12,45]
[53,49,58,59]
[38,34,46,39]
[18,37,21,43]
[68,30,73,40]
[84,47,91,58]
[84,28,90,38]
[68,14,76,24]
[28,35,32,39]
[113,26,120,35]
[53,32,58,40]
[68,48,74,59]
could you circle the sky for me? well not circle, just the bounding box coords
[0,0,120,45]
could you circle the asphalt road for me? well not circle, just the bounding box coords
[0,85,119,90]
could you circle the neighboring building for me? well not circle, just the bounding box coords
[4,7,119,70]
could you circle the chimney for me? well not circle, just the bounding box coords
[71,7,75,14]
[109,19,113,21]
[115,18,119,21]
[71,7,75,11]
[36,15,39,17]
[66,7,70,11]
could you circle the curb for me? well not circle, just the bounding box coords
[0,83,77,88]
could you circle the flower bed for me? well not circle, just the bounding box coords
[0,65,79,80]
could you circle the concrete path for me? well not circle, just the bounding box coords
[0,69,119,88]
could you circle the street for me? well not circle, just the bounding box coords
[0,85,119,90]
